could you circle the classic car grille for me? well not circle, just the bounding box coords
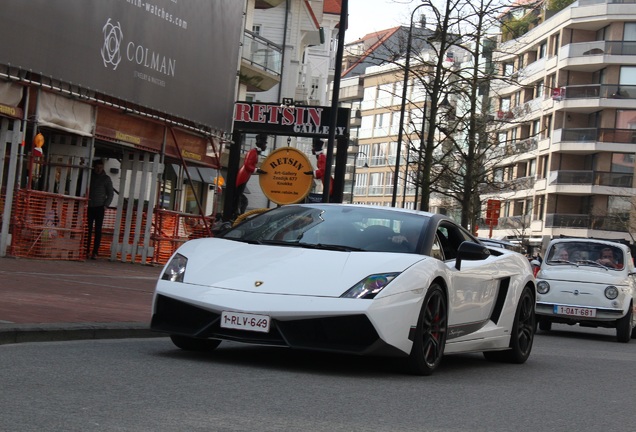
[151,295,381,353]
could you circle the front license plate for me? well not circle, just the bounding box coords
[220,311,270,333]
[553,305,597,317]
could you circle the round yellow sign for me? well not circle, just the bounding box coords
[259,147,314,205]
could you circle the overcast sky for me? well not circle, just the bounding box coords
[345,0,416,42]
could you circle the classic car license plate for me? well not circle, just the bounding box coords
[553,305,597,317]
[221,311,270,333]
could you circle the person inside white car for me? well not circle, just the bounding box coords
[555,247,570,261]
[597,247,622,269]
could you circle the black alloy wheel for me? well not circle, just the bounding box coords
[484,284,535,363]
[406,284,448,376]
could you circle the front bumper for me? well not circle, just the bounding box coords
[535,301,626,325]
[150,273,426,356]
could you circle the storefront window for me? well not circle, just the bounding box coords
[184,181,203,214]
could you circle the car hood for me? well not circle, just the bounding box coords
[538,266,628,285]
[175,238,426,296]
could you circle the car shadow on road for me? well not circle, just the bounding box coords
[153,340,518,377]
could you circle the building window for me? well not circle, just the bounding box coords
[624,23,636,41]
[529,158,537,177]
[504,62,514,76]
[543,115,552,138]
[615,110,636,129]
[494,168,504,182]
[500,97,511,112]
[538,41,547,59]
[611,153,636,173]
[535,81,544,99]
[619,66,636,87]
[535,195,544,219]
[608,196,631,213]
[539,155,548,179]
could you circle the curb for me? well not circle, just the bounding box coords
[0,322,165,345]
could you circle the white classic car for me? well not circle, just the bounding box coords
[151,204,536,375]
[535,238,636,342]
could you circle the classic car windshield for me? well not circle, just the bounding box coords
[221,204,430,254]
[546,241,624,270]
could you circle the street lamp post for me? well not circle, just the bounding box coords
[392,3,427,207]
[414,90,428,209]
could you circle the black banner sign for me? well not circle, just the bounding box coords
[0,0,242,132]
[233,102,350,138]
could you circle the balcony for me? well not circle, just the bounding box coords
[560,40,636,72]
[368,185,387,196]
[240,30,282,92]
[497,215,531,230]
[551,127,636,153]
[545,213,590,228]
[563,84,636,100]
[548,170,634,187]
[481,176,535,194]
[545,213,631,232]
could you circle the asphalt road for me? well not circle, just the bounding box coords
[2,325,635,432]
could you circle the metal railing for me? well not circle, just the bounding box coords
[242,30,282,76]
[545,213,631,231]
[563,84,636,99]
[558,127,636,144]
[548,170,633,186]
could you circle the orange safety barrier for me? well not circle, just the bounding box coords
[103,208,153,264]
[151,209,212,265]
[9,189,87,261]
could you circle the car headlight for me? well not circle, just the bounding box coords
[340,273,399,299]
[161,253,188,282]
[536,280,550,294]
[605,286,619,300]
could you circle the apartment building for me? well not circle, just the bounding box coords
[484,0,636,251]
[338,25,458,210]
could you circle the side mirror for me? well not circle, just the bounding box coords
[455,241,491,270]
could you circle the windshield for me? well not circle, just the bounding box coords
[221,204,430,254]
[546,241,624,270]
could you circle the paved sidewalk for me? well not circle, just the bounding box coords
[0,256,165,344]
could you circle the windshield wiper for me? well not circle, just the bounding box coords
[577,259,610,270]
[257,239,300,247]
[548,259,577,265]
[298,242,364,252]
[224,238,263,245]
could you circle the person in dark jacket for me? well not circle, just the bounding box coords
[87,159,114,259]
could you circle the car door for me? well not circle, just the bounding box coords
[437,222,499,337]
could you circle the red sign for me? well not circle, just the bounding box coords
[485,199,501,226]
[552,87,564,101]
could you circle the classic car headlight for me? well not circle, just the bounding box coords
[536,281,550,294]
[604,286,619,300]
[161,253,188,282]
[340,273,399,299]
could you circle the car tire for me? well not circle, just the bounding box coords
[538,318,552,332]
[616,302,633,343]
[484,284,535,364]
[170,335,222,351]
[406,284,448,376]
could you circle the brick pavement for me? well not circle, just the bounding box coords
[0,256,164,344]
